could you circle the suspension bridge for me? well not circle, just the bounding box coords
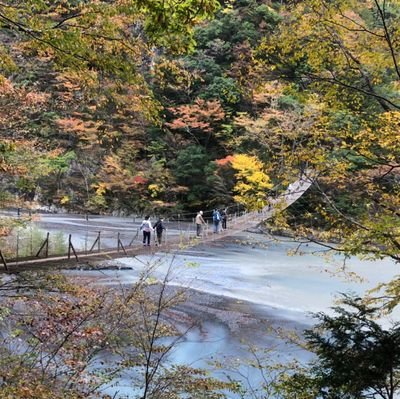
[0,173,314,271]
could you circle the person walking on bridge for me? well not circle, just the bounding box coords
[221,209,227,230]
[140,215,153,246]
[212,209,221,233]
[153,217,166,246]
[195,211,206,237]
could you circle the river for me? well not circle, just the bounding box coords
[64,230,399,398]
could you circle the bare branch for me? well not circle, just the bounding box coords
[325,15,385,39]
[303,71,399,110]
[52,13,82,30]
[374,0,400,81]
[0,12,87,65]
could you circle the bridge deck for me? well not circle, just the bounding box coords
[0,174,313,271]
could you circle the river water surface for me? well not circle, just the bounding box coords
[66,231,399,398]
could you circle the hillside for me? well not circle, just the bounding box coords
[1,0,399,262]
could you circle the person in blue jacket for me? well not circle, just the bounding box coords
[212,209,221,233]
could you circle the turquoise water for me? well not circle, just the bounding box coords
[70,232,399,398]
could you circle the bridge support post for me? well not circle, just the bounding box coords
[68,234,79,261]
[128,228,139,247]
[117,233,127,255]
[89,232,101,253]
[36,232,49,258]
[0,250,8,271]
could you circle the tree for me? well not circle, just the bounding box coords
[0,0,221,214]
[208,154,272,210]
[233,0,400,262]
[230,153,272,211]
[0,267,237,399]
[0,0,220,76]
[262,0,400,112]
[172,145,215,209]
[166,98,226,149]
[274,295,400,399]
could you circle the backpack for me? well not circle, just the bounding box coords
[154,221,163,233]
[141,220,151,232]
[213,211,221,222]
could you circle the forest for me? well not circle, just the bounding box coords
[0,0,400,398]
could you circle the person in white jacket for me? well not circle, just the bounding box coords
[140,215,153,246]
[195,211,206,237]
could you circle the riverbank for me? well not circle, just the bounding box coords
[2,229,398,398]
[66,267,312,398]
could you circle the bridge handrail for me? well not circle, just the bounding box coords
[0,174,314,269]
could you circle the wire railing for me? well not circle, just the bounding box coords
[0,173,314,270]
[0,210,250,270]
